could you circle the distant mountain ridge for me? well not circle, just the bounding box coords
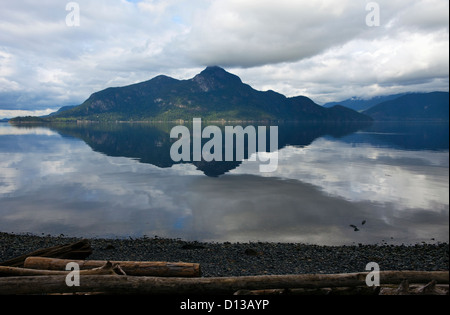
[49,66,372,123]
[323,93,409,112]
[362,92,449,121]
[323,91,449,121]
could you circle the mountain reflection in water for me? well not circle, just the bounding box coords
[0,121,447,245]
[48,121,373,177]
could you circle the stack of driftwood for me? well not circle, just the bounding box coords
[0,239,448,295]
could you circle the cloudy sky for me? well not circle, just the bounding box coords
[0,0,448,118]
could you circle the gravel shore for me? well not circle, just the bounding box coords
[1,232,448,277]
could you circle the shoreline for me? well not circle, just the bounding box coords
[1,232,448,277]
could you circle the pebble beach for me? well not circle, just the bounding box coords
[1,232,448,277]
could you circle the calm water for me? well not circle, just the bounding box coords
[0,121,448,245]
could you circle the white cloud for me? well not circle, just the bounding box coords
[0,109,56,118]
[0,0,448,112]
[232,27,449,103]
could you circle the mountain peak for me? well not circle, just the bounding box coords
[48,66,373,123]
[201,66,229,75]
[193,66,242,92]
[204,65,225,71]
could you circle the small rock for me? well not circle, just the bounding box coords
[244,248,259,256]
[181,243,205,250]
[104,244,115,250]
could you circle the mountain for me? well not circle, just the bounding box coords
[362,92,449,121]
[323,93,409,112]
[45,105,78,117]
[50,66,372,123]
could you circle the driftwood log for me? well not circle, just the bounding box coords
[379,280,449,295]
[234,282,449,295]
[0,261,123,277]
[24,257,201,278]
[233,287,382,295]
[0,239,92,267]
[0,271,447,295]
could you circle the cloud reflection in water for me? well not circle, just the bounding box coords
[0,123,448,245]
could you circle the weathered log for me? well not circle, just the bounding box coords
[24,257,201,277]
[235,283,449,296]
[0,239,92,267]
[0,261,121,277]
[379,281,449,295]
[234,286,381,295]
[0,271,447,295]
[395,279,410,295]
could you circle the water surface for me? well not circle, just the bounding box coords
[0,121,448,245]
